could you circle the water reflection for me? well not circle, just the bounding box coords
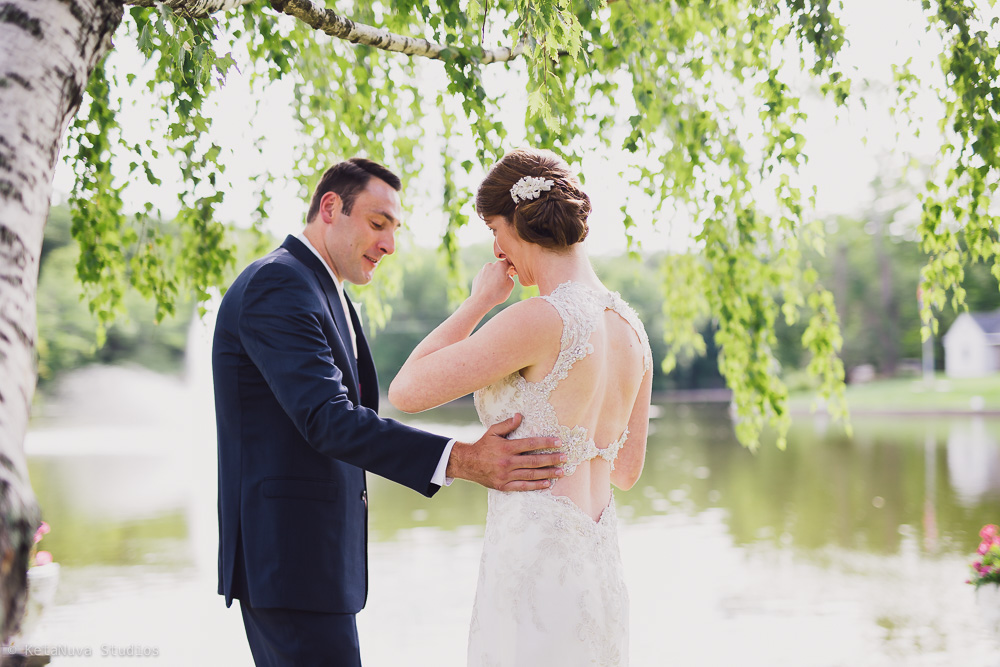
[947,417,1000,506]
[377,402,1000,559]
[21,378,1000,665]
[27,452,190,566]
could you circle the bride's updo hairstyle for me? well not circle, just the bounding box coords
[475,148,591,250]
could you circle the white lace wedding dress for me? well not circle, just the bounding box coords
[467,281,652,667]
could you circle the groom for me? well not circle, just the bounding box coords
[213,157,564,666]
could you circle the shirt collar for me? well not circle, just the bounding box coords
[297,232,345,297]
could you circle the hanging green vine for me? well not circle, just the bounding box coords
[62,0,999,449]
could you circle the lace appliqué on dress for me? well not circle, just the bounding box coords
[474,281,652,475]
[467,281,651,667]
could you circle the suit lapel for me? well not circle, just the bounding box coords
[321,281,361,386]
[280,236,361,392]
[345,295,379,411]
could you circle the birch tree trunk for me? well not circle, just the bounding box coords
[0,0,122,645]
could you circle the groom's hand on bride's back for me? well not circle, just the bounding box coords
[446,414,566,491]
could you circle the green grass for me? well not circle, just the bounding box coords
[789,373,1000,414]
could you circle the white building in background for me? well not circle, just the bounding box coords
[942,309,1000,378]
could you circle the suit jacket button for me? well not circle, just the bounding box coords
[361,489,367,508]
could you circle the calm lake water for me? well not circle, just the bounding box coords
[20,359,1000,666]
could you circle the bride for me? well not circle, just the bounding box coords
[388,148,652,666]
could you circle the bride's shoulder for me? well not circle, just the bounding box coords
[486,295,563,339]
[501,295,562,325]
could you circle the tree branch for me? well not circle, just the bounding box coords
[125,0,525,62]
[267,0,525,63]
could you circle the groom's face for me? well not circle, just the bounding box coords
[321,177,401,285]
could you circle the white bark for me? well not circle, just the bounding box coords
[127,0,254,19]
[0,0,122,644]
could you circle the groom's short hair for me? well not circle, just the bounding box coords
[307,158,402,222]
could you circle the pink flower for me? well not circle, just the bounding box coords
[34,551,52,567]
[979,542,990,555]
[980,524,998,540]
[33,521,50,545]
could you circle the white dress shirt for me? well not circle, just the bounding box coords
[297,233,455,487]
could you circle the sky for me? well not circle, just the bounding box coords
[49,0,996,257]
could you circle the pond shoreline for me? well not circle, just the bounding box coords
[654,391,1000,417]
[653,377,1000,418]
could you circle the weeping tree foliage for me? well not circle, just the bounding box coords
[66,0,999,450]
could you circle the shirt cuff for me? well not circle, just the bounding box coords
[430,439,457,488]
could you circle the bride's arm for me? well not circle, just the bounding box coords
[397,260,514,365]
[611,365,653,491]
[388,261,556,413]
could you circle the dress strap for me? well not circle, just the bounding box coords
[600,427,629,470]
[538,283,600,395]
[538,282,654,394]
[608,292,654,374]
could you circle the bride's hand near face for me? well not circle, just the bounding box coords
[470,260,515,311]
[390,257,555,414]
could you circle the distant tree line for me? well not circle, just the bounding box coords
[36,204,1000,395]
[363,243,713,395]
[773,215,1000,388]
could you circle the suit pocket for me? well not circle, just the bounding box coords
[261,477,340,503]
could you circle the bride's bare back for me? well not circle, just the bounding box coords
[477,280,653,521]
[528,296,649,518]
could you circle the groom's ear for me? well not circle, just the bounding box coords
[318,191,342,223]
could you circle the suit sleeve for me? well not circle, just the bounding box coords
[238,261,450,497]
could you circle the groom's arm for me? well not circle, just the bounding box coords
[239,262,564,494]
[239,261,450,495]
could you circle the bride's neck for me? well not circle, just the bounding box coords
[532,245,600,295]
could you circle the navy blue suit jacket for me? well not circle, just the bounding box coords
[213,235,450,614]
